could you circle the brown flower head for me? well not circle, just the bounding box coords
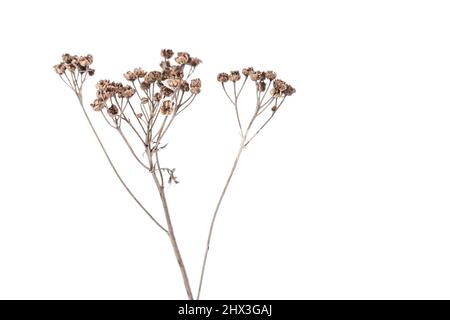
[266,71,277,81]
[250,71,265,81]
[153,92,162,101]
[160,86,174,97]
[190,78,201,94]
[140,81,151,90]
[161,49,174,59]
[175,52,190,65]
[187,57,202,67]
[145,71,162,83]
[160,60,171,71]
[79,54,93,67]
[107,105,119,117]
[161,100,174,115]
[229,71,241,82]
[242,67,254,77]
[91,98,106,112]
[257,81,267,92]
[180,80,190,92]
[285,84,296,96]
[217,73,229,83]
[118,85,136,99]
[134,68,147,78]
[271,79,296,97]
[54,63,66,75]
[124,71,137,81]
[168,78,182,88]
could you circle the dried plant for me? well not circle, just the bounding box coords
[54,52,295,300]
[54,50,201,299]
[197,68,295,299]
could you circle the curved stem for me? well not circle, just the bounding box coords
[197,139,245,299]
[75,93,168,234]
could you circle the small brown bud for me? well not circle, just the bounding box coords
[153,92,162,101]
[271,105,278,112]
[107,105,119,116]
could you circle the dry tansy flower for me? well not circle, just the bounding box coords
[107,105,119,117]
[161,86,174,97]
[145,71,162,83]
[161,100,174,115]
[54,63,66,75]
[250,71,265,81]
[266,71,277,81]
[168,78,182,88]
[242,67,254,77]
[118,85,136,99]
[134,68,147,78]
[175,52,190,65]
[190,78,201,94]
[229,71,241,82]
[217,73,229,83]
[161,49,174,59]
[180,80,190,92]
[187,57,202,67]
[271,79,296,97]
[91,98,105,112]
[257,81,267,92]
[79,54,93,67]
[124,71,137,81]
[154,92,162,101]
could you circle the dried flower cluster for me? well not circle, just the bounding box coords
[196,65,296,299]
[54,50,295,301]
[54,54,96,92]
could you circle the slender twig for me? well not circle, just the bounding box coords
[197,138,246,299]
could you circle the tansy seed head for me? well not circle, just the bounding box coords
[229,71,241,82]
[217,73,229,83]
[161,49,174,59]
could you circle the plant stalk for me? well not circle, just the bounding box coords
[197,137,246,299]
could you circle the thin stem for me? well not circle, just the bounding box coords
[117,128,151,170]
[245,112,276,147]
[147,150,194,300]
[197,138,246,300]
[75,93,167,234]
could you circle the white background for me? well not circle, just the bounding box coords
[0,0,450,299]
